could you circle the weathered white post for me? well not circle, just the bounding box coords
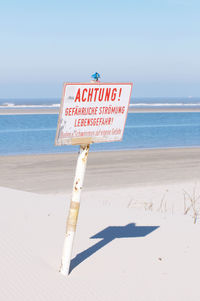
[60,144,90,276]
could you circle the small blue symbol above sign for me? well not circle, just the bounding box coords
[91,72,100,81]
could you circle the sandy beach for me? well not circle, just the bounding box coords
[1,148,200,193]
[0,148,200,300]
[1,0,200,298]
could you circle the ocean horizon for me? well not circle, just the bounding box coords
[1,97,200,110]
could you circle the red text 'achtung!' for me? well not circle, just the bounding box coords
[74,87,122,103]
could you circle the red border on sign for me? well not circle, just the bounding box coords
[55,82,133,145]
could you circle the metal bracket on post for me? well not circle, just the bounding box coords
[60,144,90,276]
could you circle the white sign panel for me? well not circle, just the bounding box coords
[55,82,133,145]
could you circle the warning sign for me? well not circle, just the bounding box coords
[55,82,133,145]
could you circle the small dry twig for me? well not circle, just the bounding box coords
[157,190,168,213]
[183,185,200,224]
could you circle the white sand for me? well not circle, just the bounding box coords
[0,180,200,300]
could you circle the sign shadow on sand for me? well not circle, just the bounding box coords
[69,223,159,273]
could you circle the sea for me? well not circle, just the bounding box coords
[0,97,200,156]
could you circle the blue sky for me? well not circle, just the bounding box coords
[0,0,200,97]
